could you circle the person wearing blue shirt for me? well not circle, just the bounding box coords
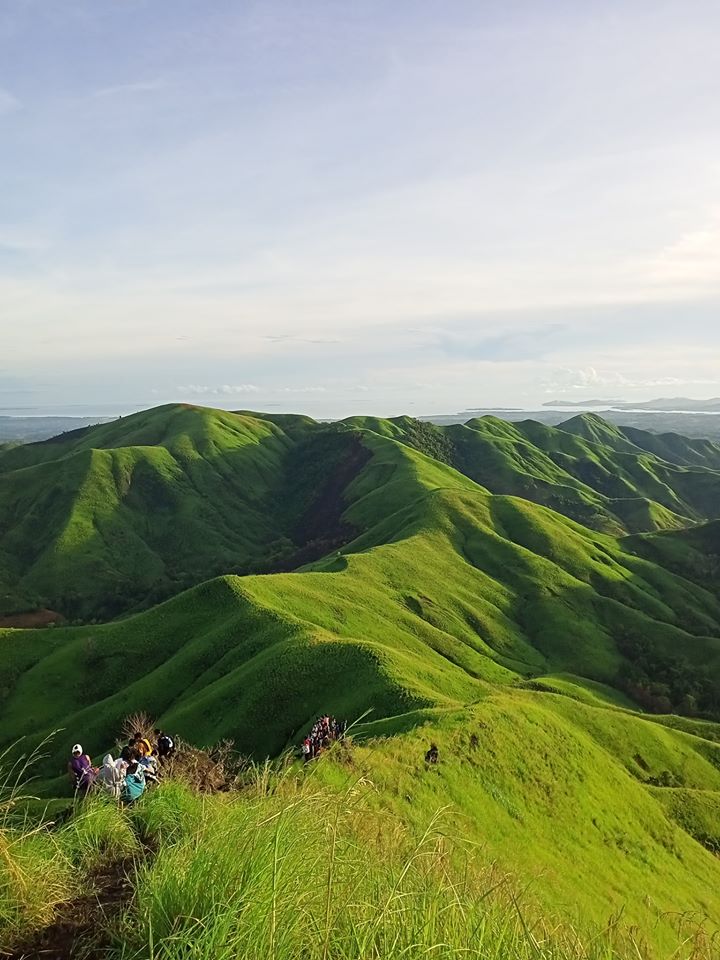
[120,761,146,805]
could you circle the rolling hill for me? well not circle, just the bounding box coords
[347,412,720,534]
[0,406,370,618]
[1,403,720,955]
[4,406,720,624]
[1,405,720,766]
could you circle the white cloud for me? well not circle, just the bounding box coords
[542,366,720,394]
[176,384,327,396]
[278,386,326,394]
[4,3,720,415]
[643,209,720,292]
[178,384,260,396]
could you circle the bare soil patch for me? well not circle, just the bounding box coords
[0,609,64,628]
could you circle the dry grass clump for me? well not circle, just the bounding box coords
[121,714,254,794]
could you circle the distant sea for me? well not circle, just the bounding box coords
[0,403,140,418]
[538,406,720,416]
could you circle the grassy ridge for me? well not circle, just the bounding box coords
[4,405,720,621]
[0,406,296,616]
[316,689,720,954]
[0,407,380,618]
[2,720,719,958]
[3,405,720,619]
[1,405,720,954]
[2,429,720,775]
[346,411,720,534]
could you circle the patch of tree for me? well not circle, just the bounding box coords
[616,634,720,718]
[277,425,369,547]
[645,769,681,787]
[56,572,202,621]
[400,420,457,466]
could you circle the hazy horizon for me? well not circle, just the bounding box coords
[3,1,720,418]
[4,397,720,423]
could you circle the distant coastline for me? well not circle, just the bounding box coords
[543,396,720,413]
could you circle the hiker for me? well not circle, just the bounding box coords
[96,754,127,799]
[120,761,146,806]
[425,744,439,765]
[120,736,137,763]
[155,729,175,763]
[137,746,160,786]
[135,730,153,756]
[68,744,97,795]
[302,714,346,761]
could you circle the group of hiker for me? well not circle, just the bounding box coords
[301,715,347,762]
[69,716,433,799]
[68,730,176,805]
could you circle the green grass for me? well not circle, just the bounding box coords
[117,781,631,960]
[321,691,720,955]
[0,827,74,943]
[1,410,720,775]
[0,405,364,619]
[2,747,718,958]
[59,795,137,870]
[0,405,719,956]
[3,405,720,618]
[348,411,720,535]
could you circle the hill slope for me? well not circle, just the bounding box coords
[345,412,720,534]
[0,406,373,618]
[2,418,720,776]
[4,406,720,621]
[317,691,720,954]
[1,405,720,955]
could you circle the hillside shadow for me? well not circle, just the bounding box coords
[4,426,375,621]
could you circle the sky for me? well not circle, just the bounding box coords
[1,0,720,418]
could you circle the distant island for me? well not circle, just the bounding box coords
[543,398,624,408]
[544,397,720,412]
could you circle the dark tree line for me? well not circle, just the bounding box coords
[617,634,720,718]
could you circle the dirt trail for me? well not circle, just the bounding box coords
[9,857,135,960]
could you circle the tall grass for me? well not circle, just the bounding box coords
[114,778,675,960]
[59,795,137,870]
[0,756,715,959]
[0,737,75,948]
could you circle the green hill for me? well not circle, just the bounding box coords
[1,404,720,955]
[0,406,375,619]
[315,691,720,954]
[4,406,720,621]
[344,412,720,535]
[2,411,720,773]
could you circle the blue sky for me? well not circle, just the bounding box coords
[2,0,720,416]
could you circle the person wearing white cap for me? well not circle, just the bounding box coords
[68,743,97,796]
